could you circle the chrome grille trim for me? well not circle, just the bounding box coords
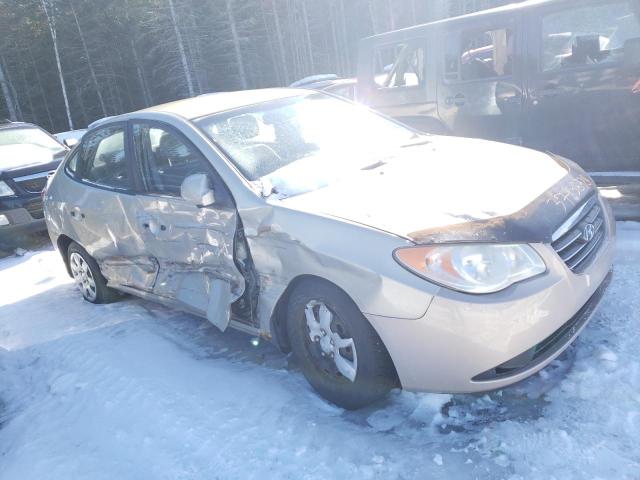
[551,196,597,242]
[14,171,52,193]
[551,195,606,273]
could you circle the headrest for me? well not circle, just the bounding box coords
[572,34,601,61]
[227,114,259,140]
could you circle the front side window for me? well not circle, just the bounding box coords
[373,43,425,88]
[542,1,640,71]
[196,93,420,198]
[80,126,129,190]
[132,124,212,197]
[445,27,514,81]
[65,149,80,177]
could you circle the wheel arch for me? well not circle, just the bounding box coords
[56,234,75,277]
[269,274,400,385]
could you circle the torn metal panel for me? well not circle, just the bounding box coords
[238,205,434,336]
[207,279,232,331]
[125,194,245,329]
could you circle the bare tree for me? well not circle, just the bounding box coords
[0,56,18,121]
[226,0,248,90]
[70,0,107,116]
[41,0,73,130]
[168,0,195,97]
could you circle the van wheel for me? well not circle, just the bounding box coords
[286,279,398,409]
[67,242,119,304]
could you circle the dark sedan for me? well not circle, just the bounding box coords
[0,120,68,248]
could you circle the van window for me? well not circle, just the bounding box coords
[373,44,425,88]
[132,123,213,197]
[542,1,640,71]
[81,126,129,190]
[445,28,515,81]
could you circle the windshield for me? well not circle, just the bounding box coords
[0,126,65,154]
[195,93,421,197]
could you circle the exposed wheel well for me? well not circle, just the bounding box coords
[269,275,399,383]
[56,234,74,277]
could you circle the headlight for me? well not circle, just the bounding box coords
[0,181,15,197]
[394,244,546,294]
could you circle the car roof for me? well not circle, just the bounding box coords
[137,88,308,121]
[363,0,570,41]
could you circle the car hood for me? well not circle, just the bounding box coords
[277,137,594,244]
[0,144,61,174]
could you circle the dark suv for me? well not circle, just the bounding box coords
[357,0,640,185]
[0,120,67,247]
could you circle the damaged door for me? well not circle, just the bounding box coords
[127,121,245,331]
[64,123,159,291]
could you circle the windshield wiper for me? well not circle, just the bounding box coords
[401,138,432,148]
[360,160,387,171]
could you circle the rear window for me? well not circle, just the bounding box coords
[542,1,640,71]
[373,43,425,89]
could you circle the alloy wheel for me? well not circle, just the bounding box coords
[69,252,97,302]
[304,300,358,382]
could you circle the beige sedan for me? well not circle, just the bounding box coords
[43,89,615,409]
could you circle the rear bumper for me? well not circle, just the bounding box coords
[366,205,616,393]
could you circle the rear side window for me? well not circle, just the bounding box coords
[445,27,515,81]
[132,123,213,197]
[373,43,425,88]
[542,1,640,71]
[80,126,130,190]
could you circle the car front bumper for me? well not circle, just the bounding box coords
[365,206,616,393]
[0,201,47,248]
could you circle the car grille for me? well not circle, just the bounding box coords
[551,195,605,273]
[24,199,44,219]
[14,174,49,193]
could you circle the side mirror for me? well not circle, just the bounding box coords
[624,38,640,67]
[181,173,215,207]
[63,137,79,148]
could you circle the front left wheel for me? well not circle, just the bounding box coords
[286,279,398,410]
[67,242,119,304]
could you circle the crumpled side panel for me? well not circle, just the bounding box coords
[132,196,245,329]
[240,206,392,335]
[100,256,159,291]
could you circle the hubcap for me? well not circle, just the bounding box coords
[304,300,358,382]
[69,252,97,302]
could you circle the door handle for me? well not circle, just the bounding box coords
[139,217,162,235]
[69,209,83,219]
[446,93,466,107]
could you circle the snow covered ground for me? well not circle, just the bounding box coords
[0,223,638,479]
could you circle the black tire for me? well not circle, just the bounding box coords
[286,278,398,409]
[67,242,120,304]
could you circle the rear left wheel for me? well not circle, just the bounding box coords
[67,242,119,304]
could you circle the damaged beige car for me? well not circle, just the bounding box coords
[44,89,615,409]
